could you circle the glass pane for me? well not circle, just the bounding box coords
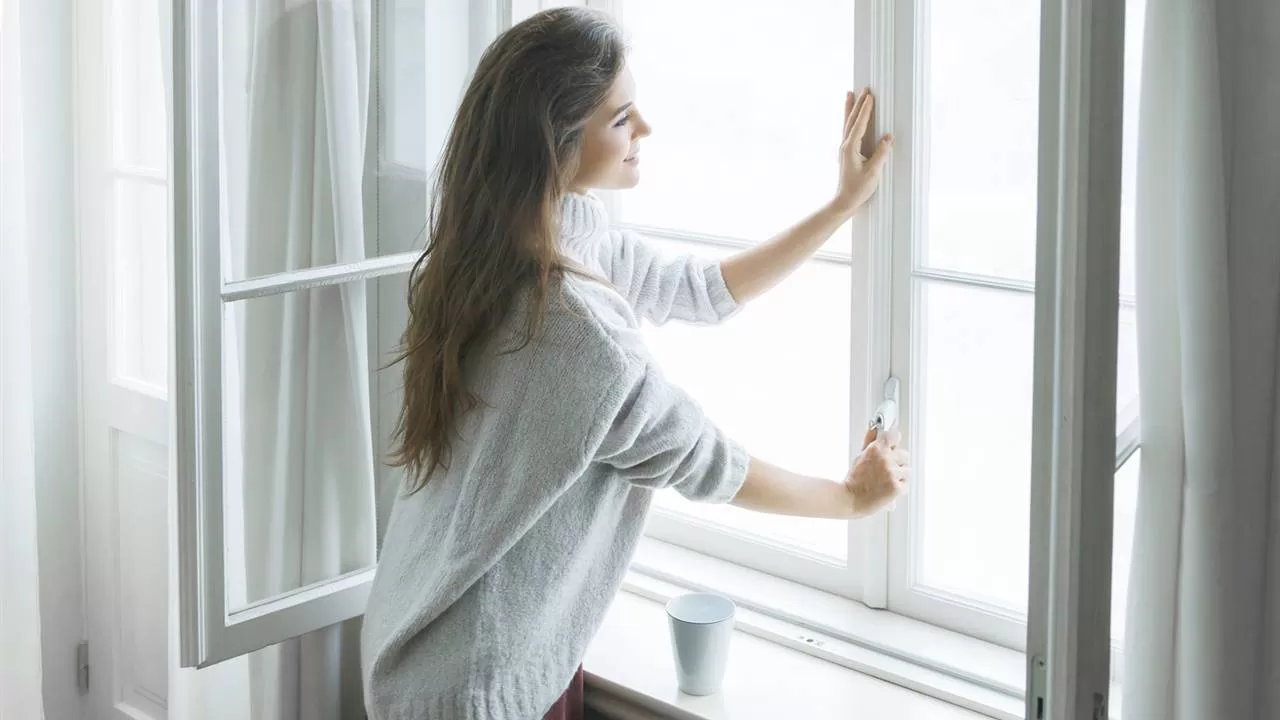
[646,238,851,560]
[920,0,1040,281]
[112,178,169,391]
[222,278,383,609]
[617,0,858,254]
[1117,304,1139,415]
[1116,0,1147,419]
[1111,449,1140,643]
[219,0,460,281]
[1119,0,1146,301]
[512,0,583,23]
[383,0,478,177]
[377,0,434,260]
[912,283,1139,614]
[1112,0,1147,651]
[111,0,167,171]
[914,281,1034,611]
[385,0,429,170]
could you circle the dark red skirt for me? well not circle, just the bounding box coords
[542,665,585,720]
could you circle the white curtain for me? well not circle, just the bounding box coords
[1124,0,1280,717]
[224,1,376,718]
[0,0,46,718]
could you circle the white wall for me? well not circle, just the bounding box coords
[22,0,87,716]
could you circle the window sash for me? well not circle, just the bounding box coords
[880,0,1038,649]
[174,0,379,667]
[625,0,1135,665]
[173,0,1130,681]
[175,0,507,668]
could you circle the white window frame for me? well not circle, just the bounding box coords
[174,6,1128,711]
[602,0,1135,681]
[1027,0,1126,713]
[876,0,1139,652]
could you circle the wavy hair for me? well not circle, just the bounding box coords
[388,8,627,492]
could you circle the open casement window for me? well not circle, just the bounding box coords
[176,3,1133,711]
[594,0,1142,683]
[874,0,1145,659]
[174,0,513,667]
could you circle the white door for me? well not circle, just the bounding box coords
[77,0,173,717]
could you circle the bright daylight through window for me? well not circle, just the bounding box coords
[607,0,1144,654]
[168,0,1144,686]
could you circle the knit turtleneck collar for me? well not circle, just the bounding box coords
[559,191,609,244]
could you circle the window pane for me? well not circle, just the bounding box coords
[112,178,169,391]
[1111,449,1140,643]
[512,0,584,23]
[914,281,1034,611]
[1116,0,1146,418]
[645,238,851,559]
[219,0,439,282]
[385,0,429,170]
[111,0,167,171]
[616,0,857,254]
[1112,0,1147,648]
[1117,304,1139,415]
[1119,0,1145,302]
[222,278,381,609]
[920,0,1040,281]
[383,0,484,177]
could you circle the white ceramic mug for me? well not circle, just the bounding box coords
[666,592,735,696]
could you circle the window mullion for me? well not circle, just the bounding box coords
[850,0,900,611]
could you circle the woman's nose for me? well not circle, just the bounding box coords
[635,113,652,139]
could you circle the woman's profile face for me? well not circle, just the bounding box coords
[572,65,651,192]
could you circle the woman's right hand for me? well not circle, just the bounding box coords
[844,426,909,518]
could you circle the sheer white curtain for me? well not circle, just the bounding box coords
[1124,0,1280,717]
[224,1,376,718]
[0,0,46,717]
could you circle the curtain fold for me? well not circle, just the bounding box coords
[1124,0,1280,717]
[0,0,47,717]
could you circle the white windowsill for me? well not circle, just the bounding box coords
[582,538,1028,720]
[584,539,1128,720]
[584,589,993,720]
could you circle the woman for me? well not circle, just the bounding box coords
[361,7,906,719]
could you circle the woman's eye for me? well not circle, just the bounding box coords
[613,113,631,128]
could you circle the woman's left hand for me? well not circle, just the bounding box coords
[832,88,894,217]
[720,89,892,303]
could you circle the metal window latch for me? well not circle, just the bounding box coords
[871,377,901,511]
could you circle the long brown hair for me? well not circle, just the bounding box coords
[389,8,626,493]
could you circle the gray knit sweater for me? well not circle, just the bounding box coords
[360,192,749,719]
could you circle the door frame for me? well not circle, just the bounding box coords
[74,0,174,717]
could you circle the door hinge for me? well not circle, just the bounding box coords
[77,640,90,693]
[1093,691,1109,720]
[1029,654,1046,719]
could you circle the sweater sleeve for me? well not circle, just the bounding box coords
[590,358,749,504]
[601,230,741,326]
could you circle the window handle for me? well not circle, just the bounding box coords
[871,376,899,436]
[871,376,901,512]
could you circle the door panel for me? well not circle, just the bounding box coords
[79,0,171,717]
